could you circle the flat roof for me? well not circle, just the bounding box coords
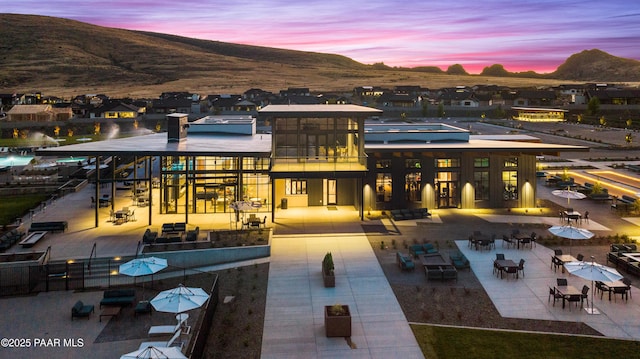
[259,104,382,117]
[512,106,568,112]
[36,132,272,157]
[365,139,588,153]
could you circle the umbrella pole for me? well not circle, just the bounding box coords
[587,257,600,315]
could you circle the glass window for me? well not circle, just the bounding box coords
[376,159,391,169]
[405,172,421,201]
[405,159,421,169]
[436,158,460,168]
[502,170,518,200]
[376,173,392,202]
[474,171,489,200]
[504,157,518,167]
[285,179,307,195]
[474,157,489,168]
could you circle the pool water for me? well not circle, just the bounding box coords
[0,156,34,167]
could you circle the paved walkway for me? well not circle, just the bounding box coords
[261,232,423,359]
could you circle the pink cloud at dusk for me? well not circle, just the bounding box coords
[5,0,640,74]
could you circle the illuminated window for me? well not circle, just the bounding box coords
[504,157,518,167]
[376,159,391,169]
[285,179,307,195]
[502,170,518,200]
[405,172,421,201]
[436,158,460,168]
[376,173,392,202]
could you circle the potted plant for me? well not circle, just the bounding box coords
[324,304,351,337]
[322,252,335,287]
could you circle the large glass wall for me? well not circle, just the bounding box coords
[273,117,361,164]
[161,155,270,214]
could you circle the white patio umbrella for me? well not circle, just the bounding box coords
[120,346,187,359]
[119,257,168,299]
[548,225,594,240]
[150,284,210,314]
[229,201,255,229]
[564,258,623,315]
[552,187,586,205]
[548,225,594,254]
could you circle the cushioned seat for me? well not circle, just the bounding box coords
[71,300,94,320]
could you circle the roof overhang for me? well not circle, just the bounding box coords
[35,132,272,157]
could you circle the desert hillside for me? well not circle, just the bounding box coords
[1,14,638,97]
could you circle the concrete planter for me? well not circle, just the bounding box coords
[324,305,351,337]
[322,269,335,287]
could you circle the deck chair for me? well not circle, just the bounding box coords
[139,330,183,350]
[148,321,182,337]
[147,315,189,337]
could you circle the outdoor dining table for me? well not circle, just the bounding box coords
[494,259,519,279]
[601,280,628,301]
[512,234,531,249]
[115,209,130,223]
[555,254,577,273]
[562,211,581,224]
[555,285,582,308]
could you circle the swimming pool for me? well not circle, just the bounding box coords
[0,156,34,167]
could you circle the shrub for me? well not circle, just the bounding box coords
[323,252,334,275]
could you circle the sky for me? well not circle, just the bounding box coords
[5,0,640,74]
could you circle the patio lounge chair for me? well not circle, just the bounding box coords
[139,330,183,350]
[71,300,94,320]
[148,322,182,337]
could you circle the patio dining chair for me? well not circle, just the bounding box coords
[496,253,505,260]
[557,278,568,286]
[612,286,628,302]
[622,277,632,299]
[581,285,589,307]
[576,254,584,262]
[502,234,514,248]
[549,287,562,306]
[517,259,525,278]
[595,281,610,299]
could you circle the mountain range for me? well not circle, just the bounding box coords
[1,14,639,97]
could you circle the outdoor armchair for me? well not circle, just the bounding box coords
[71,300,94,320]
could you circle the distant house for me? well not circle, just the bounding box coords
[243,88,273,107]
[586,89,640,105]
[5,104,73,122]
[318,93,349,104]
[513,90,557,107]
[92,102,144,119]
[384,93,418,108]
[152,97,194,114]
[353,86,386,97]
[279,88,310,97]
[209,95,243,113]
[438,89,479,107]
[233,100,259,112]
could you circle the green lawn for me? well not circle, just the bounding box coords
[412,324,640,359]
[0,194,48,225]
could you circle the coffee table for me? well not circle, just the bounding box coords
[100,306,121,322]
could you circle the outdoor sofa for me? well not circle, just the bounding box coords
[100,289,136,308]
[29,221,68,233]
